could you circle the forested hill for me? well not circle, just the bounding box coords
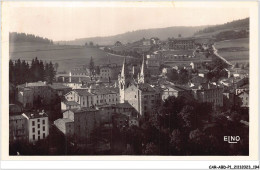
[9,32,54,44]
[56,26,208,46]
[194,18,249,36]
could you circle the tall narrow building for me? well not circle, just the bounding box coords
[118,57,130,103]
[138,55,147,84]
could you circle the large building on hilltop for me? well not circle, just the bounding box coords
[168,38,195,50]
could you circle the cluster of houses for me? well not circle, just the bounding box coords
[9,39,249,148]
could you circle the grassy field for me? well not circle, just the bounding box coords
[10,42,126,72]
[214,38,249,64]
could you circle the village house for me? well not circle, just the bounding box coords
[99,64,121,80]
[9,106,28,143]
[73,107,100,144]
[61,100,81,111]
[17,81,54,107]
[22,110,49,143]
[191,83,224,107]
[54,118,74,138]
[161,85,192,100]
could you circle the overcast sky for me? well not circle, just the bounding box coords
[8,6,249,41]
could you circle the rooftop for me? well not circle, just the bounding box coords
[10,114,26,121]
[22,110,48,119]
[55,118,74,124]
[75,107,97,113]
[74,89,93,96]
[63,100,80,106]
[137,83,156,92]
[49,83,72,90]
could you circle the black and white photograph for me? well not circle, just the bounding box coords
[1,1,259,165]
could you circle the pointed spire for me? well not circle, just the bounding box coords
[121,57,126,77]
[140,55,145,76]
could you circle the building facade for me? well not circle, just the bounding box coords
[74,108,100,143]
[168,38,195,50]
[22,111,49,143]
[192,83,224,107]
[9,115,28,142]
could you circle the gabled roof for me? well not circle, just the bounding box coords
[63,100,80,106]
[74,89,93,96]
[49,83,72,90]
[75,107,97,113]
[137,83,156,92]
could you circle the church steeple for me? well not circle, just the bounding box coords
[118,57,129,103]
[138,55,146,84]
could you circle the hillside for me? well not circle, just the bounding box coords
[194,18,249,39]
[56,26,208,46]
[10,32,54,44]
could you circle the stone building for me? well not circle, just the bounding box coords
[9,114,27,143]
[192,83,224,107]
[73,107,100,143]
[22,110,49,143]
[124,83,161,116]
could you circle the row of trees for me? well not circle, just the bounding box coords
[9,57,57,85]
[9,32,54,44]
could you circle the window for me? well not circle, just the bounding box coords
[38,124,40,128]
[43,126,45,131]
[32,121,35,126]
[42,119,45,124]
[32,128,35,133]
[37,119,40,123]
[33,135,35,140]
[38,130,40,135]
[43,133,45,138]
[38,136,40,140]
[135,95,136,98]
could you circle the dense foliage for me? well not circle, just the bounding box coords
[9,57,56,85]
[9,32,53,44]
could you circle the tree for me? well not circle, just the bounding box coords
[170,129,184,153]
[54,63,59,72]
[178,68,190,84]
[142,142,159,155]
[89,41,94,46]
[48,62,56,84]
[177,105,194,129]
[166,69,178,82]
[89,57,95,75]
[9,60,15,83]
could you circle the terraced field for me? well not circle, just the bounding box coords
[214,38,249,64]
